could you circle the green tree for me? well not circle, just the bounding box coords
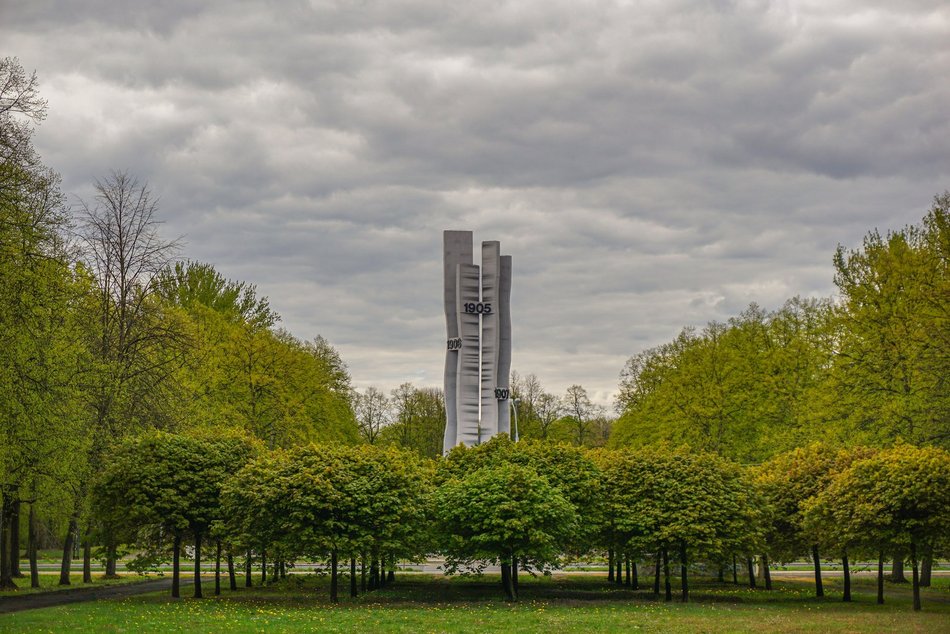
[755,444,873,598]
[436,436,600,598]
[612,300,836,462]
[158,262,359,447]
[94,431,258,598]
[435,462,576,601]
[832,194,950,448]
[0,57,90,590]
[622,446,760,602]
[803,444,950,610]
[221,443,427,602]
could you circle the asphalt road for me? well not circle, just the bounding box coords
[0,577,194,614]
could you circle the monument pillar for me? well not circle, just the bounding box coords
[442,231,512,452]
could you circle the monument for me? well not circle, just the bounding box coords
[442,231,512,453]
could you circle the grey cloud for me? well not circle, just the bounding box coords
[4,0,948,404]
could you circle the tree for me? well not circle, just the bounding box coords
[380,384,445,458]
[612,301,837,463]
[755,444,874,599]
[220,443,428,602]
[533,392,562,440]
[159,262,359,448]
[0,58,90,590]
[353,387,392,444]
[94,431,258,598]
[509,371,541,435]
[435,462,576,601]
[436,436,600,598]
[804,444,950,611]
[76,170,187,577]
[562,385,601,446]
[832,195,950,448]
[620,447,760,602]
[80,170,185,433]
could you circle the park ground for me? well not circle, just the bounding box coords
[1,571,948,633]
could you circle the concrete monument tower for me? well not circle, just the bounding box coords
[442,231,513,453]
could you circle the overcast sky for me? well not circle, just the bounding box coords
[4,0,948,406]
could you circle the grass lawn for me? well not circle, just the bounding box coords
[1,573,947,633]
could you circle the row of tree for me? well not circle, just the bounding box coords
[353,378,612,458]
[0,57,359,592]
[89,432,948,611]
[612,193,950,461]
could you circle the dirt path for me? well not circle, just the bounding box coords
[0,577,196,614]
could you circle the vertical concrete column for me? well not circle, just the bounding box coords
[442,231,473,454]
[456,263,482,446]
[479,241,501,440]
[496,255,512,436]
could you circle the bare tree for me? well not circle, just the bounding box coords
[534,392,562,440]
[74,171,184,578]
[80,170,184,432]
[563,384,601,446]
[510,371,543,431]
[0,56,46,170]
[354,387,392,444]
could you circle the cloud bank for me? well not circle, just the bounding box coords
[4,0,948,404]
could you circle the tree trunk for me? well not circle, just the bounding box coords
[890,551,907,583]
[228,550,237,591]
[226,550,237,592]
[717,565,724,583]
[193,532,203,598]
[215,540,221,596]
[57,514,78,586]
[761,554,772,591]
[0,495,15,591]
[83,540,92,583]
[653,551,661,595]
[350,557,357,597]
[911,542,921,611]
[101,536,118,579]
[280,560,286,580]
[512,556,519,593]
[632,561,639,590]
[811,545,823,597]
[28,502,39,589]
[501,561,512,600]
[732,554,738,585]
[172,533,181,598]
[746,556,756,589]
[608,548,614,582]
[330,549,338,603]
[260,549,267,585]
[920,545,933,587]
[245,550,252,587]
[615,556,623,586]
[369,556,378,590]
[387,554,394,584]
[877,551,885,604]
[625,555,632,587]
[663,548,671,602]
[9,499,22,578]
[842,552,851,602]
[360,554,366,592]
[680,541,688,603]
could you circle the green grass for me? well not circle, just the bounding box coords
[0,573,150,598]
[2,573,947,633]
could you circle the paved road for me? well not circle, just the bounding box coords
[0,577,194,615]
